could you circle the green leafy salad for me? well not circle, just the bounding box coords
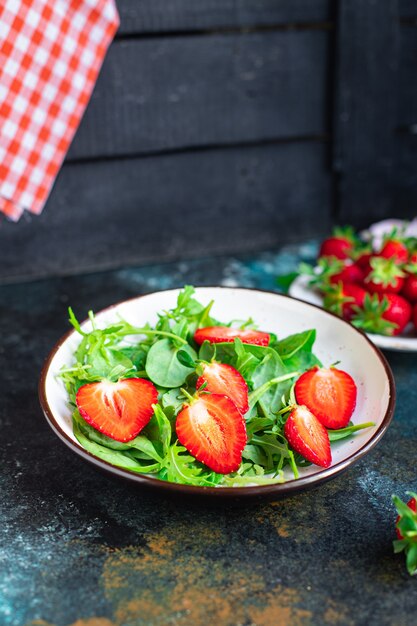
[60,286,372,487]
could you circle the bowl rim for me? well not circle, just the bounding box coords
[38,286,396,498]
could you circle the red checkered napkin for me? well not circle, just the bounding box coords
[0,0,119,221]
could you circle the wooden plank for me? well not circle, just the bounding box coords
[396,134,417,210]
[333,0,400,224]
[400,0,417,18]
[115,0,332,35]
[398,25,417,127]
[0,142,331,282]
[67,31,329,161]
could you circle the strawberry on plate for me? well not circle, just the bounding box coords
[76,378,158,442]
[284,405,331,468]
[319,237,353,261]
[323,282,367,321]
[329,263,364,286]
[402,274,417,304]
[354,250,373,272]
[176,393,247,474]
[352,293,412,336]
[413,303,417,332]
[380,239,409,263]
[294,366,357,429]
[196,361,249,415]
[194,326,270,347]
[364,257,405,295]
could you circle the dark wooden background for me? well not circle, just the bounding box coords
[1,0,416,283]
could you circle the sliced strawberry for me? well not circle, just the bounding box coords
[329,263,364,286]
[364,256,405,295]
[196,362,249,415]
[319,237,353,260]
[294,366,357,429]
[176,394,247,474]
[194,326,270,346]
[396,497,417,540]
[284,405,331,468]
[380,240,409,263]
[323,282,367,321]
[76,378,158,442]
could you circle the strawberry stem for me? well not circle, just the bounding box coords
[248,372,299,409]
[180,387,195,404]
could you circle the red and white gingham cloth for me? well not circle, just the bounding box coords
[0,0,119,221]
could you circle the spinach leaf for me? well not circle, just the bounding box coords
[277,329,316,360]
[73,420,161,473]
[145,339,197,387]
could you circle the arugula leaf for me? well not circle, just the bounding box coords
[328,422,375,441]
[250,350,294,415]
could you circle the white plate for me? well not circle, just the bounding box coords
[290,275,417,352]
[39,287,395,498]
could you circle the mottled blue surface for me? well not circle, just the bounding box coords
[0,242,415,626]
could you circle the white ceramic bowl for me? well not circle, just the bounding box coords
[39,287,395,498]
[290,275,417,352]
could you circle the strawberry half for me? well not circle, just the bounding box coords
[76,378,158,442]
[196,362,249,415]
[176,394,247,474]
[284,405,331,468]
[194,326,270,346]
[294,366,357,429]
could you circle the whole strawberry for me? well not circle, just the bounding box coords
[393,493,417,576]
[413,303,417,332]
[352,293,411,336]
[401,263,417,303]
[323,282,368,321]
[319,237,353,261]
[380,239,409,263]
[329,263,364,286]
[364,257,405,295]
[318,226,357,261]
[402,274,417,304]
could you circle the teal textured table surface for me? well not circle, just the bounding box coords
[1,242,416,626]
